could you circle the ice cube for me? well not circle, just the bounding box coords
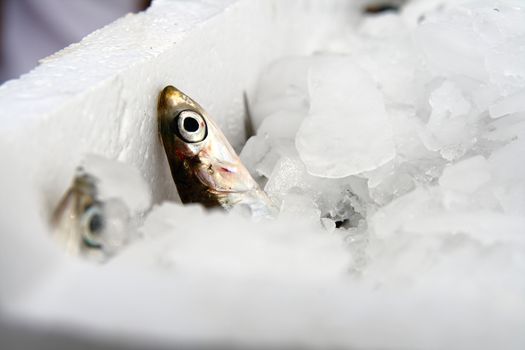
[295,56,395,178]
[251,56,312,128]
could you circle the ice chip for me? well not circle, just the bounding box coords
[295,56,395,178]
[429,81,471,119]
[420,80,475,160]
[415,6,489,81]
[82,154,151,216]
[251,56,312,128]
[489,89,525,119]
[321,217,336,233]
[369,170,416,206]
[257,110,304,140]
[489,139,525,183]
[488,139,525,214]
[279,192,322,227]
[439,156,491,194]
[354,14,422,107]
[484,113,525,142]
[239,135,271,178]
[486,35,525,95]
[370,187,436,239]
[264,151,367,221]
[264,154,309,202]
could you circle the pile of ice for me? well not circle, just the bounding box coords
[243,0,525,272]
[239,0,525,343]
[3,0,525,348]
[118,0,525,345]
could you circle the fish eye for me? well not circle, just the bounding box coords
[81,204,105,249]
[183,117,199,132]
[175,110,207,143]
[88,212,104,233]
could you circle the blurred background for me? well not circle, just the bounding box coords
[0,0,151,83]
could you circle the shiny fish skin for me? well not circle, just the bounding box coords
[157,85,276,218]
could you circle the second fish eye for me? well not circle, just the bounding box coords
[176,110,207,143]
[88,211,104,234]
[81,204,105,249]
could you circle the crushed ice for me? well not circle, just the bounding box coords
[5,1,525,348]
[125,1,525,344]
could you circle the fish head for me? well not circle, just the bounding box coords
[51,169,127,259]
[157,85,211,160]
[157,85,258,207]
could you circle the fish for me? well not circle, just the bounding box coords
[51,167,127,259]
[157,85,276,218]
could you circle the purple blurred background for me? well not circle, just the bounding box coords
[0,0,150,83]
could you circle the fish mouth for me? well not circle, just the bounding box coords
[157,85,194,115]
[158,86,179,110]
